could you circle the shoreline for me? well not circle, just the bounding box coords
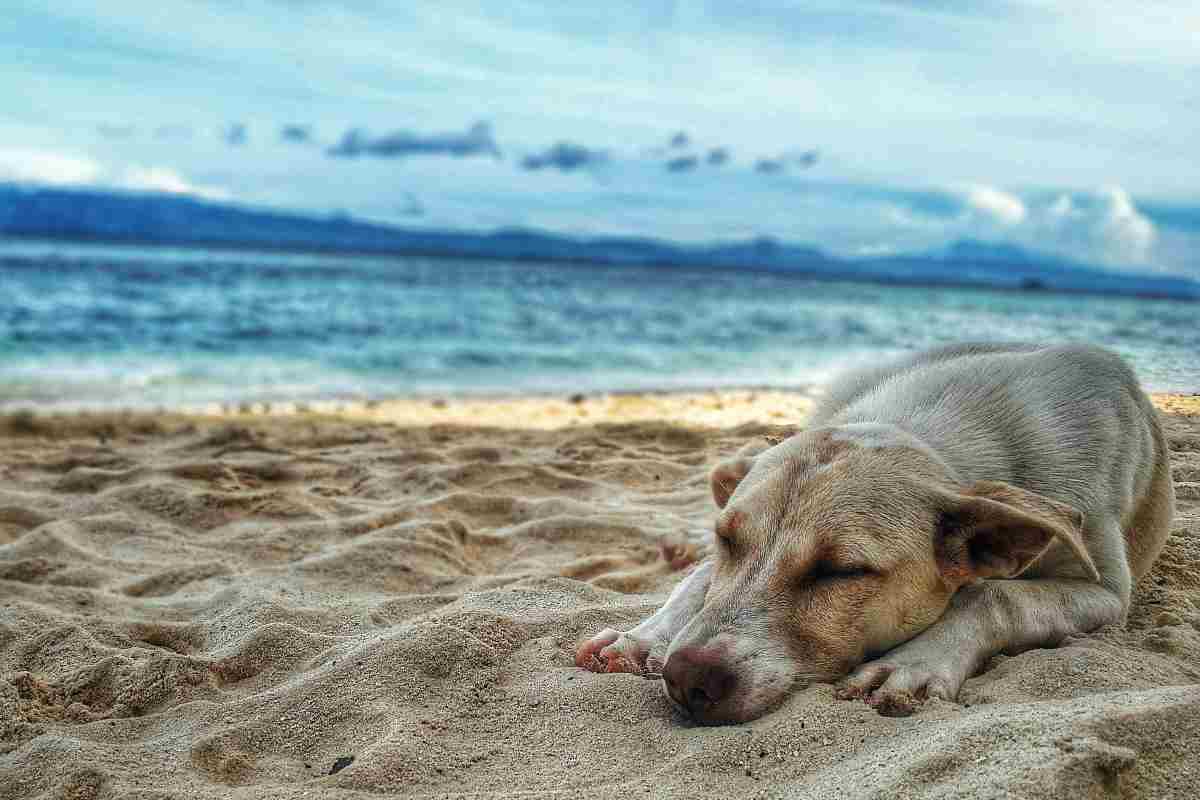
[0,388,820,432]
[3,388,1197,434]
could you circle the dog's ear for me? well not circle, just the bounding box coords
[710,457,755,509]
[933,481,1099,585]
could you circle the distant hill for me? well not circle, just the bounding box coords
[1,183,1196,300]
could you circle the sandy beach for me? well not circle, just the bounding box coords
[2,390,1199,799]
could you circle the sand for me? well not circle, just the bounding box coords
[1,391,1199,800]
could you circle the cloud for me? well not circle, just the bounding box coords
[520,141,608,172]
[944,184,1158,266]
[791,149,819,169]
[328,121,500,159]
[755,149,819,174]
[280,124,312,144]
[0,147,230,201]
[1101,187,1156,261]
[118,166,231,200]
[877,180,1163,268]
[661,144,730,170]
[665,155,699,173]
[1040,186,1155,264]
[964,185,1026,225]
[225,123,248,146]
[0,148,104,185]
[669,131,690,148]
[706,147,730,166]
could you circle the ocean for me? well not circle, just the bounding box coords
[1,239,1197,410]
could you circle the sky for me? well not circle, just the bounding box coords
[1,1,1198,275]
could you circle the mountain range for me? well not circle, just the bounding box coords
[1,183,1196,300]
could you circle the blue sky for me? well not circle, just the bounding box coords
[1,1,1198,274]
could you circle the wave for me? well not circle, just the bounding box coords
[2,243,1198,410]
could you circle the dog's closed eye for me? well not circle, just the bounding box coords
[810,562,875,582]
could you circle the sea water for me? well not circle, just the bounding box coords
[1,239,1196,409]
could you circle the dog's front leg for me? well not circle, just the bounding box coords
[576,560,713,676]
[837,577,1128,716]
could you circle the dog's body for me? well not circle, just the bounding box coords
[577,343,1174,723]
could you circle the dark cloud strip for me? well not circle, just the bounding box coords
[280,124,312,144]
[791,149,819,168]
[755,149,819,174]
[706,147,730,166]
[665,155,699,173]
[328,121,500,159]
[521,141,608,172]
[225,123,247,146]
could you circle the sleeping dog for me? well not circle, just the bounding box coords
[577,343,1174,723]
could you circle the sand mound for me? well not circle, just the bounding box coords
[2,397,1199,800]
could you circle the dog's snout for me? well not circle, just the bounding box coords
[663,646,737,717]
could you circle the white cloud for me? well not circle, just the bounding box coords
[118,166,230,201]
[0,147,230,202]
[0,148,103,185]
[948,183,1160,269]
[1034,186,1157,266]
[963,185,1027,225]
[1097,186,1155,263]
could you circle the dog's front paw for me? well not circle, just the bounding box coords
[575,628,662,677]
[835,658,962,717]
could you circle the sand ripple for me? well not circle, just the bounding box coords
[2,401,1199,799]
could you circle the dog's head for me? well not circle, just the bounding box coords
[662,424,1098,724]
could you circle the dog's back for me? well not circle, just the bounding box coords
[812,342,1173,579]
[811,342,1042,422]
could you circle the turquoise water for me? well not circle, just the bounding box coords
[1,239,1196,409]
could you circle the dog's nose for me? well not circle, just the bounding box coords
[662,647,736,715]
